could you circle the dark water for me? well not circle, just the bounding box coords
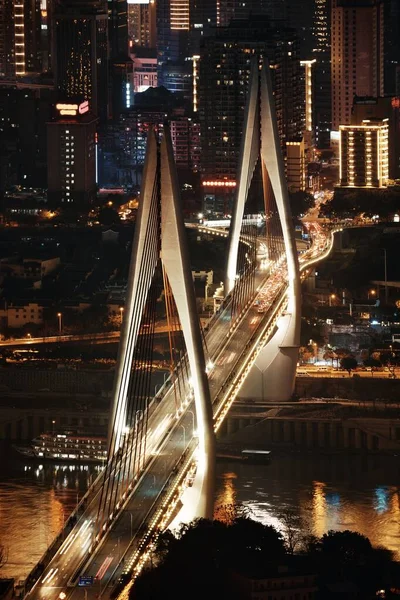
[1,444,399,581]
[214,453,400,559]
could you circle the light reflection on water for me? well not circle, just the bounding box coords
[1,446,400,581]
[0,445,101,581]
[215,453,400,559]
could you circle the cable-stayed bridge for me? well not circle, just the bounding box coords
[24,60,334,600]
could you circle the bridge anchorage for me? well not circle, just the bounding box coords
[224,57,301,402]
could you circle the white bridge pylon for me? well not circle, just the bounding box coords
[226,58,302,402]
[108,126,215,521]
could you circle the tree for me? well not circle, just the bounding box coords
[379,351,398,378]
[323,347,337,368]
[131,517,286,600]
[288,191,315,219]
[298,345,314,364]
[363,357,381,377]
[320,530,372,565]
[340,355,358,375]
[98,206,120,226]
[214,502,253,525]
[279,509,309,554]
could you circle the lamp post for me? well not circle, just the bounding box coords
[57,312,62,334]
[381,248,388,304]
[187,410,196,436]
[119,307,124,325]
[180,424,186,449]
[368,289,376,300]
[130,511,133,539]
[329,294,336,307]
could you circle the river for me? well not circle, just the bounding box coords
[1,443,399,581]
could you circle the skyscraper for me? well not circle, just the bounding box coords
[128,0,156,48]
[216,0,315,58]
[0,0,15,78]
[383,0,400,96]
[47,100,97,206]
[53,0,109,122]
[331,0,384,131]
[156,0,217,91]
[0,0,50,79]
[312,0,332,148]
[108,0,128,59]
[199,15,303,185]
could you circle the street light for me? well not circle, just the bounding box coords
[187,410,196,436]
[368,289,376,300]
[329,294,336,307]
[381,248,388,304]
[57,312,62,334]
[119,306,124,325]
[180,424,186,449]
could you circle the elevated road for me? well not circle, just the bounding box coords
[25,221,335,600]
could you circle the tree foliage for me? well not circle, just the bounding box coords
[320,187,400,220]
[288,191,315,219]
[128,520,396,600]
[340,355,358,374]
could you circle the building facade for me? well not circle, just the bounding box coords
[53,0,109,122]
[331,0,384,131]
[339,118,389,188]
[199,16,303,186]
[312,0,332,148]
[286,139,306,192]
[128,0,156,48]
[47,102,97,206]
[0,0,51,79]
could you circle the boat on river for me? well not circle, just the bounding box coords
[216,447,272,464]
[13,430,108,463]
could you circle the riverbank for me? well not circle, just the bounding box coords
[217,400,400,454]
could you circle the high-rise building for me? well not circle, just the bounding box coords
[312,0,332,148]
[217,0,315,58]
[0,0,51,79]
[300,59,316,137]
[98,86,200,187]
[108,0,128,59]
[53,0,109,122]
[128,0,156,48]
[199,15,303,185]
[339,118,389,188]
[286,139,306,192]
[156,0,217,92]
[0,0,15,78]
[352,95,400,180]
[0,84,55,189]
[383,0,400,97]
[47,100,97,206]
[331,0,384,131]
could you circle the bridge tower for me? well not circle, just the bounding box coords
[225,59,301,402]
[106,126,215,523]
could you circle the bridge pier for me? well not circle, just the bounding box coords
[239,302,300,402]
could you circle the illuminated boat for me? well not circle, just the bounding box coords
[14,430,108,463]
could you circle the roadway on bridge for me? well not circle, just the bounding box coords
[27,220,333,600]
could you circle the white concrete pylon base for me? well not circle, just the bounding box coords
[239,312,299,402]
